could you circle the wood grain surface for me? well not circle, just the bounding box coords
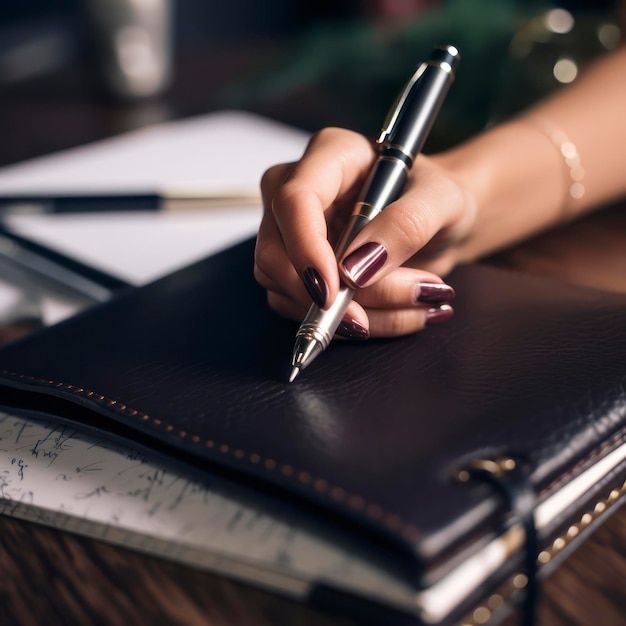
[1,500,625,626]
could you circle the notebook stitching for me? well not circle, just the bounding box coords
[0,369,420,543]
[5,369,624,543]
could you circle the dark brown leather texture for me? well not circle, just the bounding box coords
[1,237,625,590]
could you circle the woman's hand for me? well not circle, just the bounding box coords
[255,47,626,338]
[254,126,478,339]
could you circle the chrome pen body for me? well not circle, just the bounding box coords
[289,45,460,382]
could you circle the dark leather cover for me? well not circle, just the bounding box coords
[1,237,626,596]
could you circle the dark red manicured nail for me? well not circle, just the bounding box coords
[336,316,369,340]
[416,282,455,303]
[425,304,454,325]
[302,266,328,308]
[342,242,388,288]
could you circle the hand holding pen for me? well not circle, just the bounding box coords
[255,45,462,379]
[256,39,626,378]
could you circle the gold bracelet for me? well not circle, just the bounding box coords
[527,117,585,202]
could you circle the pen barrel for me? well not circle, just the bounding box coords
[389,58,456,160]
[359,156,409,218]
[335,157,408,256]
[313,154,407,345]
[297,286,357,349]
[290,45,460,377]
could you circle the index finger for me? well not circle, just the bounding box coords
[268,127,376,307]
[339,159,468,288]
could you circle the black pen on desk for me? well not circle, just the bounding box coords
[0,190,262,215]
[289,45,460,382]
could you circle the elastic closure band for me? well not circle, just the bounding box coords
[461,457,539,626]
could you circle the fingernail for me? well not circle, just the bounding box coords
[342,242,388,288]
[302,266,328,308]
[416,282,456,303]
[425,304,454,325]
[336,315,369,340]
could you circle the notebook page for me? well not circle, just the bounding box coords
[0,412,417,613]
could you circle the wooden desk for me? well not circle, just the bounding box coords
[0,39,625,626]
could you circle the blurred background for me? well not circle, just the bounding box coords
[0,0,622,167]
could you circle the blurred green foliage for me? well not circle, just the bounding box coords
[224,0,524,148]
[223,0,619,151]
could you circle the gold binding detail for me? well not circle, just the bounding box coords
[457,476,626,626]
[456,457,518,482]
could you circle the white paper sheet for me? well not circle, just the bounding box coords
[0,110,310,197]
[6,207,263,286]
[0,110,311,287]
[0,110,310,321]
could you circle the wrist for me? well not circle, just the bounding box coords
[433,118,567,262]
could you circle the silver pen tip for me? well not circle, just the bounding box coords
[288,366,301,383]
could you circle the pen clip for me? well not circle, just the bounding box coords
[376,62,427,145]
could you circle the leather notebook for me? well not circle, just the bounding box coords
[1,237,626,626]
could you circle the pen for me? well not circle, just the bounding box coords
[0,190,261,215]
[289,44,460,382]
